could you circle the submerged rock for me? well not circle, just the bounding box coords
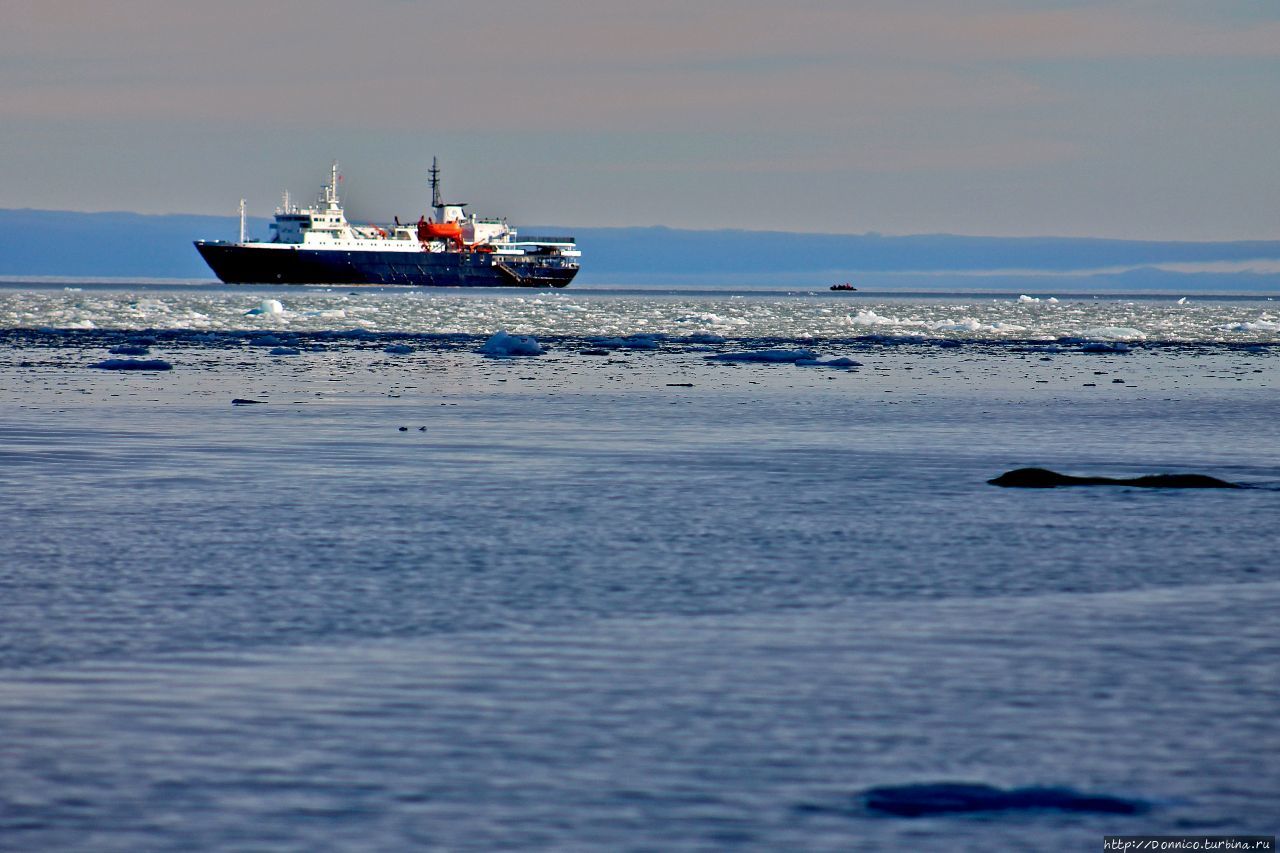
[989,467,1240,489]
[862,783,1146,817]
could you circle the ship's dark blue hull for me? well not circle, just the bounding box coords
[194,243,578,287]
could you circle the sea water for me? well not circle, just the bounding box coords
[1,282,1277,851]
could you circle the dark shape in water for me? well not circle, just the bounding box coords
[90,358,173,371]
[231,398,265,405]
[989,467,1240,489]
[107,345,151,356]
[862,783,1146,817]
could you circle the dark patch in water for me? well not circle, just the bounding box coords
[989,467,1241,489]
[861,783,1147,817]
[89,358,172,371]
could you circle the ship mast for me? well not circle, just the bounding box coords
[238,198,246,243]
[429,157,442,209]
[325,161,340,208]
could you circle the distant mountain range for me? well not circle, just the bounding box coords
[3,208,1279,291]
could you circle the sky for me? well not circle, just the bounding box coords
[2,0,1278,240]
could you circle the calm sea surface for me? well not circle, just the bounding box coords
[1,283,1277,850]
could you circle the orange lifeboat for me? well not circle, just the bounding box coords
[417,217,464,249]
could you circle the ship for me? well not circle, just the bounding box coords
[194,159,580,287]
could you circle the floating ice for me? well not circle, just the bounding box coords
[1080,341,1131,353]
[384,344,414,354]
[90,358,173,371]
[1017,295,1039,303]
[481,330,543,357]
[1223,319,1280,332]
[4,289,1279,344]
[108,345,151,356]
[707,349,819,363]
[848,310,916,327]
[675,313,748,327]
[245,299,285,316]
[1080,327,1147,341]
[590,335,660,350]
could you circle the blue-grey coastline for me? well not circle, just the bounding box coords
[1,281,1276,851]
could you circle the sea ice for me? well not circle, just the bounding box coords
[1080,327,1147,341]
[681,332,727,344]
[1223,319,1280,332]
[247,335,288,347]
[707,349,819,363]
[384,344,414,354]
[590,336,660,350]
[245,299,285,316]
[481,330,543,357]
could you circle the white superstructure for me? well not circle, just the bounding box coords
[244,160,580,263]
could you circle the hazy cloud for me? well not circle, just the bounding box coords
[1,0,1276,238]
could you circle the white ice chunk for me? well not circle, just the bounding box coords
[245,299,285,316]
[1223,320,1280,332]
[481,330,543,357]
[1081,326,1147,341]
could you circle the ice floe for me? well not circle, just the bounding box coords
[590,335,661,350]
[2,289,1278,346]
[1080,326,1147,341]
[707,349,819,363]
[245,299,285,316]
[481,330,543,357]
